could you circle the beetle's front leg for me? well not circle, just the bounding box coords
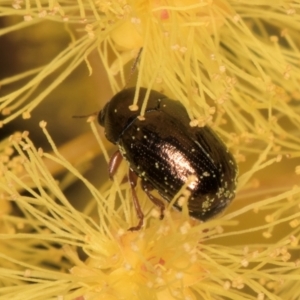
[128,169,144,231]
[108,150,123,179]
[141,180,165,220]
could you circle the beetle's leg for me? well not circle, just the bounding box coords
[141,180,165,220]
[108,151,130,184]
[108,150,123,180]
[128,169,144,231]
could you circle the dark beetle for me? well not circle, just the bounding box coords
[99,87,238,230]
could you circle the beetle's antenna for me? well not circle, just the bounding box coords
[73,49,142,120]
[131,48,143,73]
[72,112,98,119]
[124,48,143,89]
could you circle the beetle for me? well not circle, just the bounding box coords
[99,87,238,230]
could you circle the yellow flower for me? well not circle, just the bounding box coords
[0,124,299,299]
[1,1,300,299]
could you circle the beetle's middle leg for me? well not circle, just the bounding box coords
[141,180,165,220]
[109,151,143,230]
[128,169,144,231]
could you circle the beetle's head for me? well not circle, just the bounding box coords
[98,102,108,127]
[98,88,143,144]
[98,87,169,144]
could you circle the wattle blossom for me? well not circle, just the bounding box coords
[0,1,300,299]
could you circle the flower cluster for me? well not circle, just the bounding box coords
[1,1,300,299]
